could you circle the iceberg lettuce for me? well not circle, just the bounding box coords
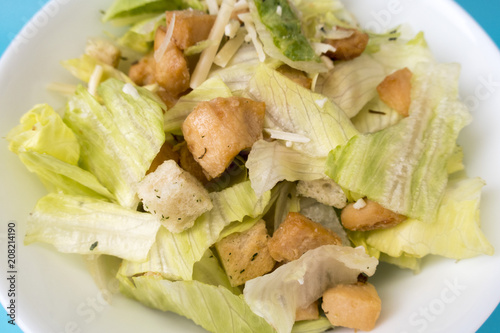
[25,193,160,262]
[243,245,378,333]
[62,54,132,84]
[64,79,165,208]
[326,63,472,223]
[117,14,165,53]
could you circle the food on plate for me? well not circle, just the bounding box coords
[6,0,494,332]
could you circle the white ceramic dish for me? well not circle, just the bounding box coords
[1,0,499,332]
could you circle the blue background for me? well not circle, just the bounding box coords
[0,1,499,332]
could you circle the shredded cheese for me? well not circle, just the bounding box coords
[122,83,141,99]
[206,0,219,15]
[320,55,335,70]
[214,27,246,67]
[190,0,235,89]
[234,0,248,11]
[323,27,354,40]
[225,19,241,38]
[88,65,103,96]
[264,129,311,143]
[47,82,77,96]
[315,97,328,108]
[154,13,176,63]
[238,13,266,63]
[312,42,336,56]
[276,5,282,16]
[353,198,367,210]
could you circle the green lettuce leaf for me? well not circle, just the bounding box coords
[62,54,132,84]
[249,65,358,158]
[6,104,114,200]
[64,79,165,208]
[117,14,165,53]
[192,249,241,295]
[291,317,334,333]
[121,181,271,280]
[243,245,378,333]
[25,193,160,262]
[163,77,232,135]
[350,95,404,133]
[246,140,327,197]
[326,63,471,223]
[364,176,494,259]
[249,0,327,73]
[118,274,275,333]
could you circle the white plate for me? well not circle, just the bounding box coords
[1,0,499,332]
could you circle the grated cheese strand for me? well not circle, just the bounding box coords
[88,65,103,96]
[264,128,311,143]
[214,27,247,68]
[190,0,235,89]
[238,13,266,63]
[154,13,176,63]
[206,0,219,15]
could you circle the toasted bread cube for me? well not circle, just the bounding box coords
[341,199,406,231]
[129,52,156,86]
[154,27,190,97]
[376,67,413,117]
[295,301,320,321]
[137,160,212,233]
[325,28,369,61]
[147,141,179,175]
[179,144,208,184]
[166,10,216,50]
[182,96,265,178]
[268,212,342,262]
[85,38,122,68]
[322,282,381,331]
[277,65,312,89]
[297,178,347,209]
[215,220,275,287]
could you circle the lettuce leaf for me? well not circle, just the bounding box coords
[64,79,165,208]
[326,63,471,223]
[117,14,165,53]
[249,0,327,73]
[6,104,114,200]
[249,65,358,158]
[246,140,327,197]
[163,77,232,135]
[118,274,275,333]
[62,54,132,84]
[291,317,334,333]
[243,245,378,333]
[364,176,494,259]
[25,193,160,262]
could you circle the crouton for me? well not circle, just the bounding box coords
[156,87,180,109]
[129,52,156,86]
[322,282,381,331]
[179,144,208,184]
[340,199,406,231]
[165,10,216,50]
[376,67,413,116]
[146,141,179,174]
[295,301,320,321]
[268,212,342,263]
[215,220,275,287]
[154,26,190,97]
[137,160,212,233]
[277,65,312,89]
[182,96,265,178]
[85,38,121,68]
[296,178,347,209]
[325,28,369,61]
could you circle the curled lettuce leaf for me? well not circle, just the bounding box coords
[64,79,165,208]
[326,63,472,223]
[249,65,358,158]
[62,54,132,84]
[25,193,160,262]
[249,0,327,73]
[365,176,494,259]
[118,274,275,333]
[243,245,378,333]
[118,14,165,53]
[246,140,327,197]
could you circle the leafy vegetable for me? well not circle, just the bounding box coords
[25,193,160,262]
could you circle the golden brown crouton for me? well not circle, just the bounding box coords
[325,28,369,61]
[376,67,413,116]
[165,10,216,50]
[129,52,156,86]
[146,141,179,174]
[154,27,190,97]
[179,144,208,184]
[277,65,312,89]
[295,301,320,321]
[215,220,276,287]
[340,199,406,231]
[322,282,381,331]
[268,212,342,263]
[182,96,265,179]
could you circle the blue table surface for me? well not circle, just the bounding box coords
[1,1,499,332]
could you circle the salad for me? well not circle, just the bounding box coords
[5,0,495,332]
